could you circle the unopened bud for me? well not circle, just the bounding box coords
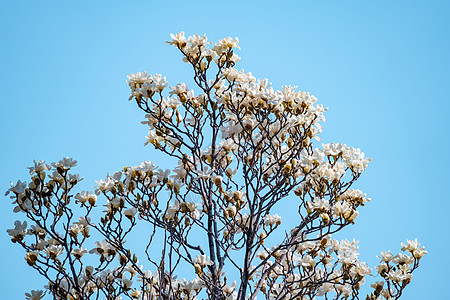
[214,176,223,187]
[320,213,330,225]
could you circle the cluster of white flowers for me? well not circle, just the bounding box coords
[7,216,91,265]
[50,263,205,299]
[166,32,241,70]
[5,158,82,214]
[365,239,427,299]
[303,188,370,225]
[7,33,426,300]
[127,71,168,100]
[253,236,373,299]
[165,199,201,222]
[253,235,425,300]
[74,190,97,206]
[264,214,281,227]
[95,161,179,196]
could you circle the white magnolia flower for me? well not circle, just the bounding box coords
[401,238,420,252]
[95,176,115,194]
[264,214,281,226]
[25,290,45,300]
[195,167,212,180]
[75,191,97,205]
[7,220,28,241]
[124,207,137,219]
[378,250,394,262]
[72,248,88,259]
[392,253,414,265]
[122,278,133,290]
[167,32,187,48]
[51,157,77,170]
[5,180,27,197]
[28,160,51,175]
[44,245,64,259]
[156,169,171,181]
[194,254,213,268]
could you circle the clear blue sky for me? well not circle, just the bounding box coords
[1,1,448,298]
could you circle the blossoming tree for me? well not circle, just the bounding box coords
[6,32,426,300]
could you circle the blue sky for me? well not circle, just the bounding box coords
[1,0,449,298]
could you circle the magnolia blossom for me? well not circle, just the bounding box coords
[195,254,213,268]
[51,157,77,170]
[7,220,28,241]
[167,31,187,48]
[72,248,88,259]
[74,191,97,206]
[124,207,137,219]
[95,176,115,194]
[44,245,64,259]
[25,290,45,300]
[27,160,51,175]
[264,214,281,227]
[378,250,394,262]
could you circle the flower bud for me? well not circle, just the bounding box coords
[194,263,202,275]
[25,251,39,266]
[214,176,223,187]
[86,265,94,277]
[320,213,330,225]
[226,168,237,178]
